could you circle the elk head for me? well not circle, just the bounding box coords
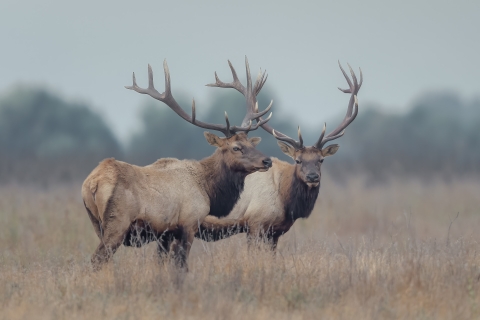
[276,131,341,188]
[260,62,362,188]
[125,58,274,174]
[204,132,271,173]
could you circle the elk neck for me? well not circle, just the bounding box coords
[200,151,247,218]
[280,164,320,222]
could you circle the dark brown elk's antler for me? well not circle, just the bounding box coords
[314,62,362,149]
[125,60,272,137]
[206,56,272,128]
[219,58,304,149]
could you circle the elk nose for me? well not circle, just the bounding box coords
[263,158,272,168]
[306,173,319,182]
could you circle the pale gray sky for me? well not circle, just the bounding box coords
[1,0,479,141]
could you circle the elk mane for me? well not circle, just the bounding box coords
[202,157,247,218]
[283,174,319,222]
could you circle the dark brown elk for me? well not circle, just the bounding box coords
[82,58,273,270]
[196,62,362,250]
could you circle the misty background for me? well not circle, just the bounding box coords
[0,0,479,184]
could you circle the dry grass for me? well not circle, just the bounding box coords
[1,176,480,319]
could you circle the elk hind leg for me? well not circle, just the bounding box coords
[84,202,102,240]
[156,231,173,263]
[91,218,130,271]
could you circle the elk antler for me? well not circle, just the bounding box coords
[126,60,272,138]
[314,62,362,149]
[272,126,305,150]
[206,56,271,128]
[257,62,362,150]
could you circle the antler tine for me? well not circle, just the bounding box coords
[338,63,363,95]
[205,60,246,95]
[272,128,304,150]
[347,64,358,95]
[250,100,273,119]
[229,101,273,134]
[319,130,345,146]
[224,112,231,134]
[253,68,267,96]
[257,72,268,96]
[297,126,304,147]
[315,95,359,149]
[245,56,252,93]
[255,106,308,149]
[227,60,241,83]
[191,99,196,123]
[317,123,326,146]
[240,112,273,132]
[359,68,363,89]
[337,61,352,93]
[254,111,273,127]
[125,63,166,101]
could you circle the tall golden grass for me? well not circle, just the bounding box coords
[1,176,480,319]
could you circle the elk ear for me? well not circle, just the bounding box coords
[322,144,339,157]
[248,137,261,147]
[204,132,223,147]
[277,141,296,159]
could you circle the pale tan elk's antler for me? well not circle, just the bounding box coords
[255,62,362,150]
[125,60,272,138]
[206,56,272,128]
[314,62,362,149]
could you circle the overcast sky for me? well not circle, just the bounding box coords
[1,0,479,141]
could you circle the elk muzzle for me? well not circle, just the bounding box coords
[306,172,320,188]
[263,158,272,168]
[256,157,272,172]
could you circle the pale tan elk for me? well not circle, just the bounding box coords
[196,62,362,250]
[82,58,274,270]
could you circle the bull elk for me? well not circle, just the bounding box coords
[196,62,362,250]
[82,58,274,270]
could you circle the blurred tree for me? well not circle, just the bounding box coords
[0,86,122,184]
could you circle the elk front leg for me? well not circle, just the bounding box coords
[168,228,194,270]
[246,226,262,249]
[264,234,280,251]
[247,227,280,252]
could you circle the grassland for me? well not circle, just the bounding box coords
[1,176,480,319]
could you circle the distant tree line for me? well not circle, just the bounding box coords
[329,92,480,182]
[0,86,479,185]
[0,87,121,184]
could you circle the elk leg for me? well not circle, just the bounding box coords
[91,218,130,271]
[246,227,262,249]
[264,234,280,252]
[247,228,279,252]
[84,204,102,240]
[169,229,194,270]
[156,232,174,263]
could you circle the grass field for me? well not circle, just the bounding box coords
[1,176,480,319]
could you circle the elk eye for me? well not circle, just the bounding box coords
[233,147,240,152]
[295,159,302,164]
[319,159,324,163]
